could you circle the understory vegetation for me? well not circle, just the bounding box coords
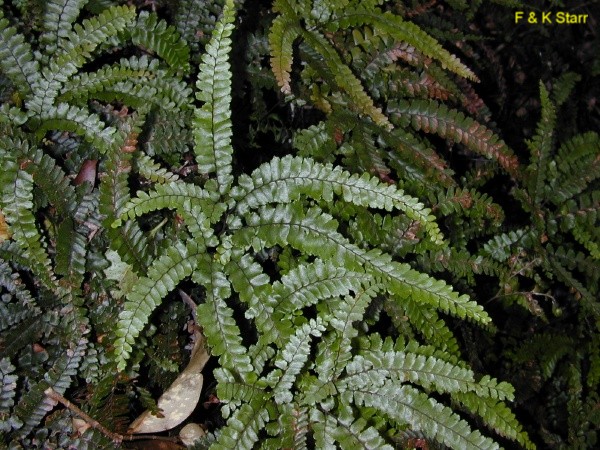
[0,0,598,449]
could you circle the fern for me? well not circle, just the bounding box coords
[107,2,528,448]
[5,0,593,447]
[40,0,88,55]
[113,241,203,371]
[388,99,520,177]
[129,11,191,75]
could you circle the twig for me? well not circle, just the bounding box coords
[45,387,124,444]
[44,388,181,445]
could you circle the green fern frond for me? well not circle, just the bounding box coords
[551,72,580,108]
[40,0,88,55]
[59,62,154,102]
[330,8,478,81]
[212,401,269,450]
[99,121,152,273]
[571,225,600,261]
[345,382,500,450]
[346,350,512,400]
[390,299,462,356]
[29,5,137,112]
[455,392,535,450]
[272,403,310,449]
[389,100,520,177]
[0,149,56,289]
[233,204,489,323]
[233,155,443,244]
[134,153,180,184]
[34,103,117,153]
[224,252,271,306]
[113,182,215,227]
[0,357,17,431]
[312,407,394,450]
[194,0,236,195]
[55,219,87,289]
[481,228,529,262]
[129,11,191,75]
[433,186,504,226]
[14,336,87,437]
[174,0,224,54]
[549,244,599,283]
[195,255,254,375]
[552,131,600,204]
[525,83,556,206]
[113,241,203,371]
[0,17,39,95]
[321,288,377,379]
[547,257,600,317]
[268,318,325,404]
[15,144,76,217]
[274,258,372,316]
[269,15,300,94]
[301,29,392,130]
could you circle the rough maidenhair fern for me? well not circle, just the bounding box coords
[109,1,531,448]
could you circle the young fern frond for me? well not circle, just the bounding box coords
[388,100,520,177]
[269,15,299,94]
